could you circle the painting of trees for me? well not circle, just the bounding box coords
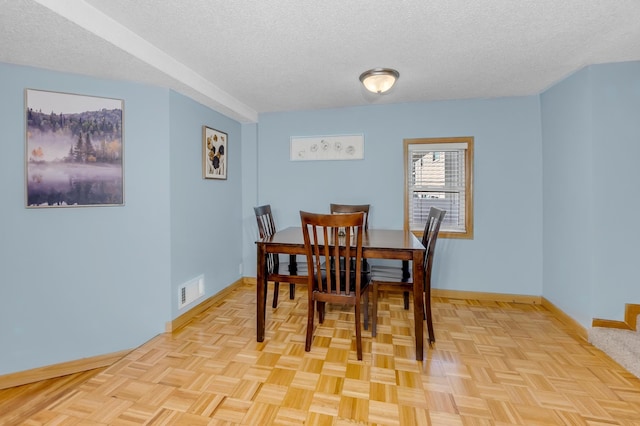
[25,89,124,207]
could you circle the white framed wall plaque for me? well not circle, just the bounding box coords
[290,134,364,161]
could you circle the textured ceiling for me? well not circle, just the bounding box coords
[2,0,640,122]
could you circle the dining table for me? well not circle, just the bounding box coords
[256,226,427,361]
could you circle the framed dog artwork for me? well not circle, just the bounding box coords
[202,126,227,180]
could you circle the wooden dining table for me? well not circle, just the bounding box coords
[256,227,427,361]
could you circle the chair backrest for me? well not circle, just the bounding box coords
[329,203,370,230]
[422,207,446,276]
[300,211,365,296]
[254,204,279,272]
[254,204,277,239]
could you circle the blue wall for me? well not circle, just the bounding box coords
[247,97,544,299]
[542,61,640,325]
[590,62,640,320]
[0,63,243,375]
[169,92,243,319]
[241,123,259,278]
[541,67,595,326]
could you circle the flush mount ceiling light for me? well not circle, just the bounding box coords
[359,68,400,94]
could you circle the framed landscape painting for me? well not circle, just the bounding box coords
[203,126,227,180]
[25,89,124,208]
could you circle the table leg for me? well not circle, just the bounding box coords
[412,250,425,361]
[257,242,266,342]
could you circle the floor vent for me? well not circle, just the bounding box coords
[179,275,205,309]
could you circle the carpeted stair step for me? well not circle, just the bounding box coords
[589,326,640,378]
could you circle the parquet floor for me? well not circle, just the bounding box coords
[3,282,640,425]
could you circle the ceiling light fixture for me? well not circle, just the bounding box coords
[359,68,400,94]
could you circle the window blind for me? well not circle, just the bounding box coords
[407,143,467,233]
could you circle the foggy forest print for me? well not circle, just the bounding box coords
[26,89,123,207]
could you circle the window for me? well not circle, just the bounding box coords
[404,137,474,239]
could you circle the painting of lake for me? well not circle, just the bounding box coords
[26,89,124,208]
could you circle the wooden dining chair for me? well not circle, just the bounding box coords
[371,207,446,345]
[254,204,307,308]
[330,203,371,273]
[300,210,371,360]
[329,203,370,230]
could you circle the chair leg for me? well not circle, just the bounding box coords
[402,260,410,279]
[372,283,378,337]
[425,287,435,345]
[354,298,363,360]
[401,261,411,310]
[318,301,326,323]
[272,282,280,308]
[305,295,315,352]
[288,255,297,300]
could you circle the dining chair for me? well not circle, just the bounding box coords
[300,210,371,360]
[370,207,446,345]
[329,203,370,230]
[330,203,371,273]
[254,204,307,308]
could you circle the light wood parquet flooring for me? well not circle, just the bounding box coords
[3,282,640,425]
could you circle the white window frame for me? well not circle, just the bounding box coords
[404,137,474,239]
